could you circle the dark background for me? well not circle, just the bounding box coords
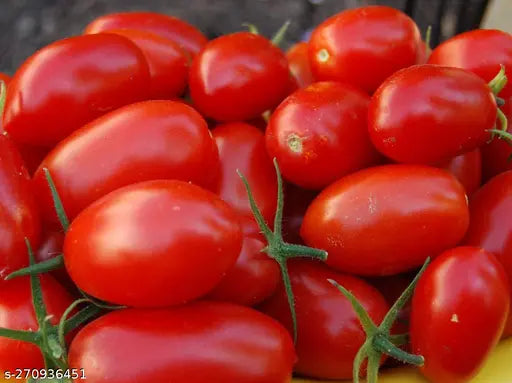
[0,0,489,74]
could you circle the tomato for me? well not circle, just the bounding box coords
[439,148,482,196]
[308,6,420,94]
[69,301,295,383]
[64,179,242,307]
[84,11,207,57]
[428,29,512,99]
[212,122,276,225]
[0,134,40,281]
[104,29,188,99]
[286,42,313,88]
[266,82,380,189]
[369,65,497,164]
[282,183,317,244]
[189,32,290,122]
[464,171,512,336]
[481,107,512,180]
[0,73,10,85]
[261,260,388,379]
[301,165,469,276]
[208,219,280,306]
[411,246,510,383]
[33,100,219,225]
[0,275,74,372]
[3,34,150,148]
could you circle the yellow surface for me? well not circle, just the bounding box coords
[1,338,511,382]
[294,337,512,383]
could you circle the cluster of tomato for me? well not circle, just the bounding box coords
[1,4,512,383]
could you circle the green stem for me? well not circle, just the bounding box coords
[489,65,508,95]
[6,254,64,280]
[0,80,6,119]
[43,168,69,232]
[62,303,102,335]
[278,260,297,342]
[271,20,291,47]
[26,239,49,329]
[273,158,284,240]
[0,327,39,343]
[57,299,88,349]
[281,243,327,259]
[242,23,259,35]
[373,334,424,366]
[352,342,369,383]
[366,350,381,383]
[497,108,508,132]
[425,25,432,52]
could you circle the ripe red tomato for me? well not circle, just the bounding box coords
[266,82,380,189]
[189,32,290,121]
[212,122,276,225]
[261,260,388,380]
[464,171,512,336]
[0,275,74,372]
[0,72,10,85]
[0,134,40,281]
[308,6,420,94]
[208,220,280,306]
[104,29,188,99]
[411,246,510,383]
[481,107,512,180]
[286,42,313,88]
[428,29,512,99]
[84,11,207,57]
[439,149,482,196]
[369,65,497,164]
[64,180,243,307]
[68,302,295,383]
[301,165,469,276]
[3,34,150,148]
[33,100,219,225]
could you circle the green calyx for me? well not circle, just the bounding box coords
[271,20,291,47]
[242,23,259,35]
[0,80,6,119]
[238,158,328,342]
[329,258,430,383]
[424,25,432,52]
[486,66,510,145]
[489,65,508,96]
[0,239,101,374]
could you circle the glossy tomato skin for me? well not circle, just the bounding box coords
[464,171,512,336]
[0,275,74,371]
[68,302,295,383]
[3,34,150,148]
[267,82,380,189]
[286,42,314,88]
[189,32,291,122]
[0,134,40,281]
[261,260,388,379]
[208,219,280,306]
[369,65,497,164]
[439,148,482,196]
[84,11,207,57]
[0,72,10,85]
[301,165,469,276]
[212,122,277,225]
[428,29,512,99]
[105,29,188,99]
[33,100,219,225]
[309,6,420,94]
[64,180,242,307]
[411,247,510,383]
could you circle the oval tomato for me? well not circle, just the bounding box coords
[266,81,380,189]
[68,302,295,383]
[84,11,207,57]
[189,32,290,122]
[3,34,150,148]
[0,134,40,281]
[212,122,276,225]
[286,42,313,88]
[411,246,510,383]
[464,170,512,336]
[64,180,243,307]
[301,165,469,276]
[104,29,188,99]
[428,29,512,99]
[439,148,482,196]
[261,260,389,380]
[369,65,497,164]
[208,220,280,306]
[0,275,74,372]
[309,6,420,94]
[33,100,219,225]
